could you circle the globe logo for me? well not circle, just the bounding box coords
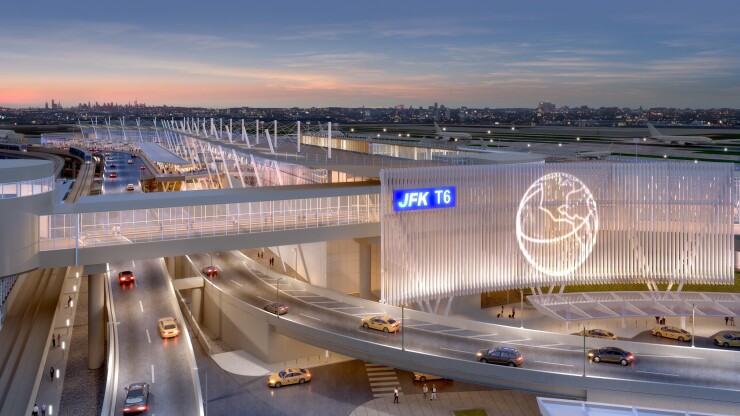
[516,172,598,277]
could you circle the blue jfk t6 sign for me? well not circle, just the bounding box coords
[393,186,456,212]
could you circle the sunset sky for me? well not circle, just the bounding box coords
[1,1,739,108]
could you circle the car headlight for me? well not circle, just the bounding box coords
[476,353,482,356]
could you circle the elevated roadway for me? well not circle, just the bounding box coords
[186,250,740,413]
[108,259,200,415]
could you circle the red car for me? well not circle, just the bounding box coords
[131,154,137,158]
[202,266,218,277]
[139,166,147,171]
[118,270,135,284]
[109,172,117,178]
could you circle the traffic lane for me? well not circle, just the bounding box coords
[198,253,740,390]
[110,259,198,415]
[103,151,143,194]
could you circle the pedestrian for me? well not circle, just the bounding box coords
[52,335,56,348]
[511,307,516,319]
[431,384,437,400]
[732,317,736,326]
[67,296,72,308]
[422,383,428,399]
[656,316,661,324]
[501,305,505,316]
[32,403,39,416]
[393,386,399,403]
[57,333,61,347]
[40,404,47,416]
[49,366,54,382]
[725,317,729,326]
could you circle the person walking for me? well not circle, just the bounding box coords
[32,403,39,416]
[67,296,72,308]
[40,404,47,416]
[732,317,736,326]
[431,384,437,400]
[511,306,516,319]
[57,333,61,347]
[393,386,399,403]
[49,366,54,382]
[725,317,729,326]
[422,383,428,399]
[51,336,56,348]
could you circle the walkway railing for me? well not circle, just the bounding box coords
[39,194,379,251]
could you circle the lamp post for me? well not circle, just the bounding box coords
[401,304,405,351]
[276,277,284,318]
[692,303,696,348]
[582,325,587,377]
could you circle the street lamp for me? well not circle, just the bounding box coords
[691,303,696,348]
[582,325,587,377]
[275,277,284,318]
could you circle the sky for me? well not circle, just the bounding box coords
[1,1,739,109]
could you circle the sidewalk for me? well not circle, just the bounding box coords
[350,390,540,416]
[33,267,94,416]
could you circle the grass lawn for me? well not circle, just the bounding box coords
[454,410,488,416]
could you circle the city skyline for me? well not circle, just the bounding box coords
[2,1,739,109]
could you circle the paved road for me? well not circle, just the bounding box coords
[109,259,199,414]
[190,251,740,392]
[103,151,146,194]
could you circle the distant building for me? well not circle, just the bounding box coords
[537,102,556,113]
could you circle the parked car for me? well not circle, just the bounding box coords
[268,368,311,388]
[361,315,400,333]
[579,328,617,340]
[475,346,523,367]
[587,347,634,366]
[412,372,444,382]
[157,317,179,338]
[263,302,288,315]
[118,270,135,284]
[122,382,150,414]
[713,332,740,347]
[651,325,691,342]
[202,265,218,277]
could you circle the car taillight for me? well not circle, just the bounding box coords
[516,356,523,361]
[628,355,634,360]
[137,406,147,410]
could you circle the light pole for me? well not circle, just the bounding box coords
[401,304,405,351]
[691,303,696,348]
[206,253,213,267]
[276,277,284,318]
[582,325,587,377]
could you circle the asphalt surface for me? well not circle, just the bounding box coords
[190,251,740,391]
[109,259,199,415]
[103,151,146,194]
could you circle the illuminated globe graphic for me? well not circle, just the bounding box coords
[516,172,598,277]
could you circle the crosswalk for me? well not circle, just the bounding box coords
[365,362,401,398]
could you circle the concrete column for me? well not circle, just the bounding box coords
[191,287,203,324]
[680,315,686,330]
[358,241,371,299]
[88,272,105,369]
[165,256,175,276]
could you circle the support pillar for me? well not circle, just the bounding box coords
[680,315,686,330]
[191,287,203,324]
[165,256,175,276]
[88,272,105,369]
[358,240,371,299]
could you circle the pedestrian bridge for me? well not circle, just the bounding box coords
[37,181,380,268]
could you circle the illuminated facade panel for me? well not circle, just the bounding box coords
[380,162,734,305]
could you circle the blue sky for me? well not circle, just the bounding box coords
[1,1,739,108]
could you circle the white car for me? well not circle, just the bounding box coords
[127,159,133,164]
[126,184,135,191]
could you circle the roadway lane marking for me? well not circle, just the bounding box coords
[440,347,472,355]
[352,312,384,316]
[139,300,144,313]
[216,264,222,271]
[230,279,243,287]
[132,261,136,267]
[638,354,704,360]
[501,338,530,343]
[299,313,322,322]
[636,370,681,377]
[534,361,574,367]
[469,333,499,338]
[329,306,363,309]
[257,296,272,304]
[151,365,155,383]
[146,329,151,344]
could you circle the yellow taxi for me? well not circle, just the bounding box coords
[267,368,311,388]
[361,315,401,333]
[579,328,617,340]
[157,317,179,338]
[651,325,691,342]
[412,372,444,382]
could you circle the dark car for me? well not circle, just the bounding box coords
[110,163,116,168]
[475,346,523,367]
[202,265,218,277]
[264,302,288,315]
[122,382,150,414]
[118,270,135,284]
[588,347,634,366]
